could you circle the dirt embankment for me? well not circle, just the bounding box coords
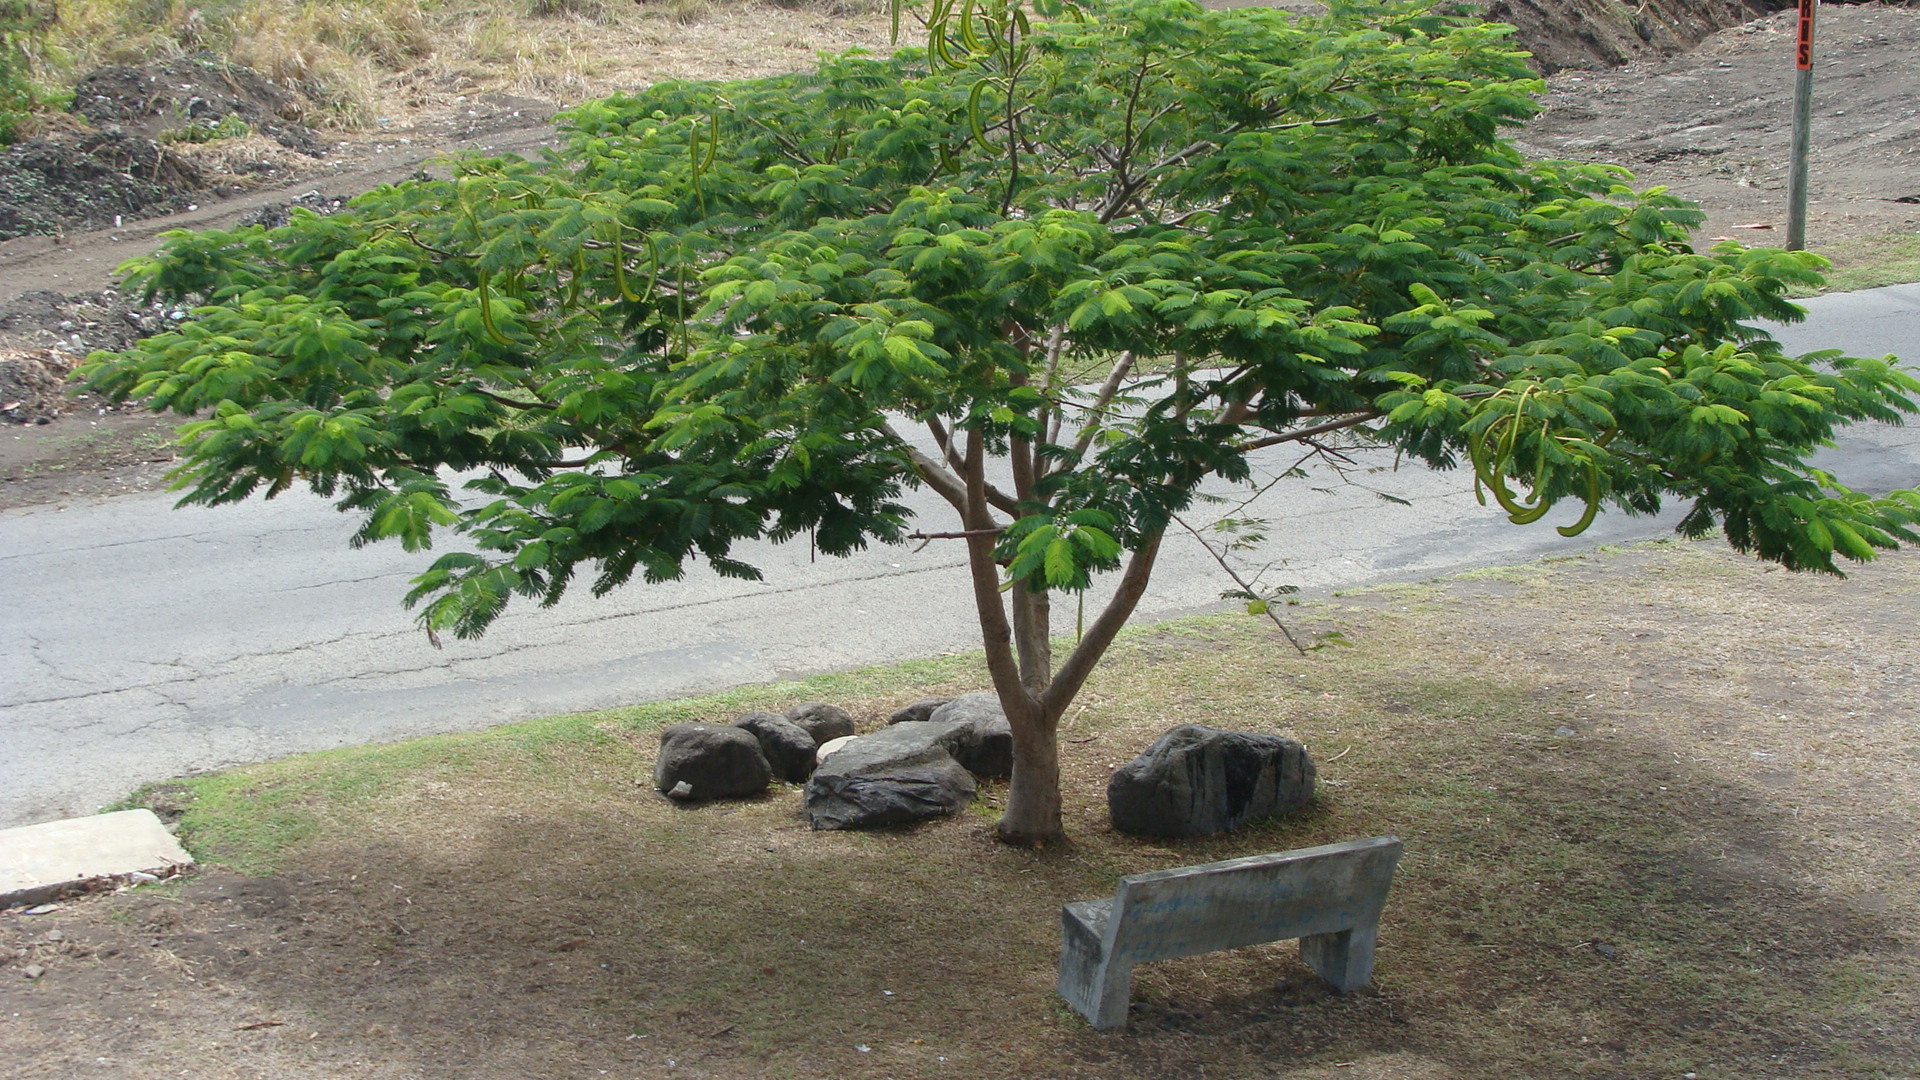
[1487,0,1787,71]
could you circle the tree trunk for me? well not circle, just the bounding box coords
[998,702,1065,845]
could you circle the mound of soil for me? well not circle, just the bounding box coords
[0,351,69,425]
[234,189,351,229]
[70,56,327,156]
[1489,0,1789,73]
[0,130,206,241]
[0,57,333,242]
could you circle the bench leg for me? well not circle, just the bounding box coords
[1300,922,1379,993]
[1058,909,1133,1031]
[1059,959,1131,1032]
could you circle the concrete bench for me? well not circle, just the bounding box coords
[1057,835,1403,1031]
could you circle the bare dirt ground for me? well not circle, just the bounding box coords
[1516,4,1920,254]
[2,540,1915,1079]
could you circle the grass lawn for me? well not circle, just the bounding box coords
[5,539,1917,1079]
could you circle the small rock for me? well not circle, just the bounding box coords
[22,904,58,915]
[887,696,954,725]
[668,781,694,799]
[1554,725,1577,737]
[43,930,63,942]
[733,711,818,782]
[1594,942,1618,960]
[785,702,856,744]
[1107,724,1316,838]
[653,724,772,800]
[22,964,45,980]
[128,871,159,884]
[816,734,856,765]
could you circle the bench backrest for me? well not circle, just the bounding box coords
[1104,835,1403,966]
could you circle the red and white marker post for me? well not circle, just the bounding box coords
[1786,0,1817,251]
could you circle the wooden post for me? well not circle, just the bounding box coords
[1786,0,1817,251]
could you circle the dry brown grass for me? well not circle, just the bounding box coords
[10,539,1917,1079]
[37,0,895,128]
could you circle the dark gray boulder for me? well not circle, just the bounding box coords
[887,696,954,725]
[785,702,856,744]
[804,722,978,830]
[928,693,1013,779]
[654,723,772,800]
[1107,724,1315,838]
[733,711,818,783]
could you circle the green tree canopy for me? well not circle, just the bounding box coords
[84,0,1920,843]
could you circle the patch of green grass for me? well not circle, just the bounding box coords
[1803,230,1920,294]
[159,112,252,143]
[131,651,993,873]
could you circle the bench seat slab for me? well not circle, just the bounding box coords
[1057,835,1402,1031]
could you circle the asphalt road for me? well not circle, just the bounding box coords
[3,284,1916,828]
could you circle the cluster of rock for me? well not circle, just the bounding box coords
[653,702,857,799]
[652,699,1316,838]
[651,694,1014,830]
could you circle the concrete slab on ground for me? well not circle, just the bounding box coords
[0,809,193,906]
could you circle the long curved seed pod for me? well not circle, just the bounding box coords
[475,269,515,347]
[968,77,993,149]
[930,24,958,70]
[960,0,983,55]
[1555,463,1602,537]
[642,232,662,298]
[1473,417,1552,524]
[1468,424,1495,507]
[611,220,643,303]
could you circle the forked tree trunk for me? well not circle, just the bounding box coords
[941,428,1166,847]
[998,704,1065,845]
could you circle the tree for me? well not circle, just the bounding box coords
[83,0,1919,845]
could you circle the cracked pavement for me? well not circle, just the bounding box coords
[3,285,1916,827]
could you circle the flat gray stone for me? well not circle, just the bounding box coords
[804,723,977,830]
[0,810,193,906]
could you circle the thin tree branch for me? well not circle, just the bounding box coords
[1040,323,1070,448]
[1067,351,1137,462]
[1241,413,1380,450]
[927,416,1021,514]
[963,428,1039,718]
[1042,529,1164,716]
[1172,513,1309,656]
[883,420,969,511]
